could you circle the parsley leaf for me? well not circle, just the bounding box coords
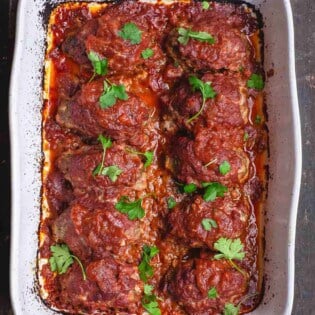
[142,285,161,315]
[49,244,86,280]
[167,197,177,209]
[142,48,154,59]
[219,161,231,175]
[88,51,108,77]
[183,183,197,193]
[255,115,262,124]
[99,165,122,182]
[115,196,145,220]
[201,218,217,231]
[214,238,245,261]
[118,22,142,45]
[247,74,264,90]
[93,135,114,177]
[187,75,217,123]
[244,132,249,141]
[127,149,154,168]
[178,27,215,45]
[223,303,240,315]
[202,1,210,9]
[202,182,228,202]
[99,81,128,109]
[139,245,159,282]
[208,287,218,299]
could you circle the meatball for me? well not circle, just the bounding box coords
[57,144,143,196]
[169,127,250,186]
[52,209,91,260]
[86,257,142,311]
[62,19,99,64]
[169,257,248,315]
[70,202,141,255]
[168,195,250,249]
[56,79,152,147]
[167,72,248,130]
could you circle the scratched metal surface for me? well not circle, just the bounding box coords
[0,0,314,314]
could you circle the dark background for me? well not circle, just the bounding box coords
[0,0,314,314]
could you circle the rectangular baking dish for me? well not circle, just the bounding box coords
[9,0,301,314]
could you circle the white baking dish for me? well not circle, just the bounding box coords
[9,0,301,314]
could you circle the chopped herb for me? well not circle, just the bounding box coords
[187,75,217,123]
[141,48,154,59]
[93,135,113,176]
[115,196,145,220]
[118,22,142,44]
[178,27,215,45]
[49,244,86,280]
[223,303,240,315]
[127,149,154,168]
[201,218,217,231]
[142,284,161,315]
[244,132,249,141]
[239,65,244,73]
[138,245,159,282]
[202,182,228,202]
[247,73,264,90]
[219,161,231,176]
[167,197,177,209]
[208,287,218,299]
[202,1,210,10]
[98,165,122,182]
[88,51,108,79]
[183,183,197,194]
[255,115,262,124]
[214,238,245,261]
[99,80,128,109]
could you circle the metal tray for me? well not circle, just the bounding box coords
[9,0,302,314]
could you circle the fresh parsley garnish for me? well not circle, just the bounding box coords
[223,302,240,315]
[138,245,159,282]
[178,27,215,45]
[208,287,218,299]
[115,196,145,220]
[88,51,108,81]
[247,74,264,90]
[244,132,249,141]
[93,134,114,177]
[141,48,154,59]
[127,149,154,168]
[219,161,231,176]
[49,244,86,281]
[142,284,161,315]
[183,183,197,194]
[202,1,210,9]
[214,238,245,261]
[202,182,228,202]
[94,165,122,182]
[167,197,177,209]
[118,22,142,45]
[255,115,262,124]
[99,80,128,109]
[187,75,217,123]
[201,218,217,231]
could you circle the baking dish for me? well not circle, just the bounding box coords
[9,0,301,314]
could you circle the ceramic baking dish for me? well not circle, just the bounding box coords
[9,0,301,314]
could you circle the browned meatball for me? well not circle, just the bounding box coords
[56,79,152,147]
[57,144,143,195]
[86,257,142,311]
[169,126,249,186]
[166,72,248,130]
[70,203,141,255]
[168,195,250,250]
[62,19,99,64]
[169,257,248,315]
